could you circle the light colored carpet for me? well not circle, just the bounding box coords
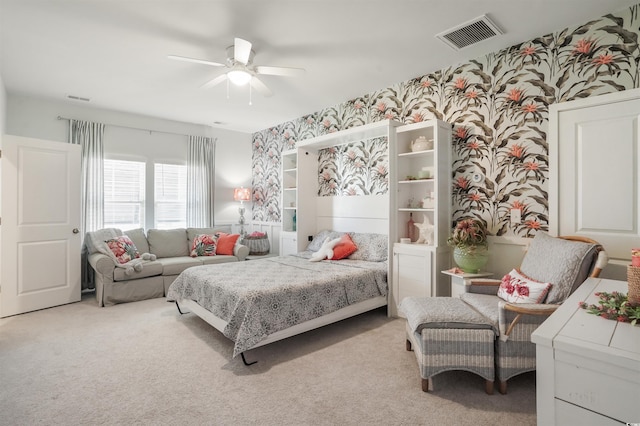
[0,294,536,425]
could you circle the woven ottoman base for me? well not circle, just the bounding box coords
[401,297,496,394]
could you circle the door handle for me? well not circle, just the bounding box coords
[73,228,79,234]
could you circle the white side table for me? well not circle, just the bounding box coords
[441,270,493,298]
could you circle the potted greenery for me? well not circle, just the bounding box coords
[447,218,489,273]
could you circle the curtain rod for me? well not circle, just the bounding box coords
[56,115,215,140]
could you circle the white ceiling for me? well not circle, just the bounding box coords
[1,0,637,134]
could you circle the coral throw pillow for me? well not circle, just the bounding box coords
[190,234,218,257]
[215,232,240,255]
[105,236,140,264]
[331,234,358,260]
[497,269,552,304]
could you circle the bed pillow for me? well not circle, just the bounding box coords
[215,232,240,255]
[190,234,218,257]
[306,230,343,252]
[348,232,388,262]
[497,269,552,304]
[331,234,358,260]
[104,236,140,264]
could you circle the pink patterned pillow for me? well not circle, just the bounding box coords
[497,269,552,304]
[105,236,140,264]
[190,234,218,257]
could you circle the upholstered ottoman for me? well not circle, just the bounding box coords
[400,297,497,394]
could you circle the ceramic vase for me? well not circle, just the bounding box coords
[453,245,489,273]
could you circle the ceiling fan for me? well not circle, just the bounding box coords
[168,37,305,98]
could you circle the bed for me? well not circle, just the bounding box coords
[166,231,389,362]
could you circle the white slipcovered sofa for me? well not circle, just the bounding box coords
[87,227,249,307]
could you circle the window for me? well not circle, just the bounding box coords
[154,163,187,229]
[104,159,146,231]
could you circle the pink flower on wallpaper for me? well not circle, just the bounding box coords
[306,116,315,124]
[322,119,331,128]
[329,182,337,189]
[524,161,539,171]
[455,176,469,189]
[454,77,467,90]
[511,200,526,212]
[508,88,523,102]
[270,128,278,135]
[467,141,480,150]
[322,171,331,181]
[465,90,478,99]
[468,193,481,202]
[573,38,594,55]
[347,150,356,160]
[354,160,364,169]
[377,164,387,175]
[283,131,290,139]
[522,103,538,113]
[455,127,467,139]
[509,144,524,158]
[421,80,432,88]
[353,101,364,110]
[384,112,394,119]
[592,53,613,65]
[346,187,357,196]
[376,101,387,112]
[520,46,537,56]
[525,220,541,230]
[411,112,424,122]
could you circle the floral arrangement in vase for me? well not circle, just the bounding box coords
[447,218,489,273]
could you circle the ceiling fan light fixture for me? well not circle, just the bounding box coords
[227,69,252,86]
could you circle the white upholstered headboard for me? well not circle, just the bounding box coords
[315,194,389,235]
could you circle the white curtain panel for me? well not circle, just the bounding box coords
[187,136,216,227]
[70,119,105,290]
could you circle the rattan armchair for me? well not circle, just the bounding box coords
[461,233,608,394]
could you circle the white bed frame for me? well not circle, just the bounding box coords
[176,194,390,363]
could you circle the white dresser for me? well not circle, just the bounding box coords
[531,278,640,426]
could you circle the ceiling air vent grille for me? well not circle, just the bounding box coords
[436,15,503,51]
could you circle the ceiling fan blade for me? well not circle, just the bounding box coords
[255,65,306,77]
[200,73,228,89]
[234,38,252,65]
[167,55,226,67]
[250,76,273,97]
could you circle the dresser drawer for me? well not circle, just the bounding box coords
[555,354,640,423]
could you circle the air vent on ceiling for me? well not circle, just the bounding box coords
[436,15,503,51]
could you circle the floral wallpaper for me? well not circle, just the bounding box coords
[251,5,640,236]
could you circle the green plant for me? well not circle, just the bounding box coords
[447,218,488,250]
[579,291,640,326]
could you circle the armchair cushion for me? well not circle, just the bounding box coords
[519,232,597,304]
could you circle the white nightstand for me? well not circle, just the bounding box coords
[441,270,493,298]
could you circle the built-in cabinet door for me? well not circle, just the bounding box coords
[392,244,432,317]
[280,232,298,256]
[550,88,640,278]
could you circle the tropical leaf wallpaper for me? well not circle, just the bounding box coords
[251,5,640,236]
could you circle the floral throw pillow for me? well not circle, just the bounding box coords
[190,234,218,257]
[105,236,140,264]
[497,269,552,304]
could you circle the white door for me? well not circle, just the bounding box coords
[1,135,82,317]
[550,88,640,274]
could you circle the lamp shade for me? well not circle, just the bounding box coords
[234,187,251,202]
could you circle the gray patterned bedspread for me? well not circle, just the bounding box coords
[166,253,387,357]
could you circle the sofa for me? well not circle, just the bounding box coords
[87,227,249,307]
